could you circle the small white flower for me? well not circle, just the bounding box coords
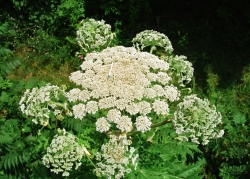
[152,99,169,115]
[85,101,98,114]
[107,109,121,123]
[116,116,133,132]
[138,101,151,115]
[96,117,111,133]
[72,103,86,120]
[67,88,81,102]
[135,116,152,132]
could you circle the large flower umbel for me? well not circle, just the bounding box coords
[68,46,180,133]
[94,135,138,179]
[42,128,85,176]
[132,30,174,54]
[19,84,68,126]
[173,94,224,145]
[76,18,115,54]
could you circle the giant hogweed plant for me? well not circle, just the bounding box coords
[15,20,224,178]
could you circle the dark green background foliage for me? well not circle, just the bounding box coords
[1,0,250,178]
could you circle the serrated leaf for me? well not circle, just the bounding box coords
[138,168,183,179]
[14,155,19,168]
[176,158,206,178]
[19,155,23,164]
[0,134,13,144]
[7,157,12,170]
[3,157,8,170]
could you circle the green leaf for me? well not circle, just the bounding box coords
[19,155,23,164]
[3,157,8,170]
[176,158,206,178]
[25,78,39,89]
[137,168,182,179]
[7,157,12,170]
[14,155,19,168]
[136,168,151,179]
[0,91,9,102]
[233,112,246,124]
[0,134,13,144]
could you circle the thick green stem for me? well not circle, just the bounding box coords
[48,101,65,108]
[83,147,97,169]
[86,154,97,169]
[150,45,155,54]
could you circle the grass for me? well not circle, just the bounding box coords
[6,46,79,87]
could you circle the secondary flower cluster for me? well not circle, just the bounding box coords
[42,128,85,176]
[132,30,174,54]
[162,55,194,87]
[19,84,68,126]
[68,46,181,133]
[173,94,224,145]
[94,135,139,179]
[76,18,115,54]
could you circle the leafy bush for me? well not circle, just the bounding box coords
[10,0,85,37]
[201,67,250,178]
[0,22,21,76]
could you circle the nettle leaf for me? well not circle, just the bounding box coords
[233,112,246,124]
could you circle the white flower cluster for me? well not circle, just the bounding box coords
[94,135,139,179]
[76,18,115,54]
[162,55,194,87]
[132,30,174,54]
[19,84,68,126]
[68,46,181,133]
[173,94,224,145]
[42,128,85,177]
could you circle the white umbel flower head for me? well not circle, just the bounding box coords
[19,84,67,126]
[162,55,194,87]
[135,116,152,132]
[173,94,223,145]
[132,30,174,54]
[42,128,85,176]
[76,18,115,54]
[96,117,111,133]
[94,135,138,178]
[72,103,86,120]
[69,46,180,133]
